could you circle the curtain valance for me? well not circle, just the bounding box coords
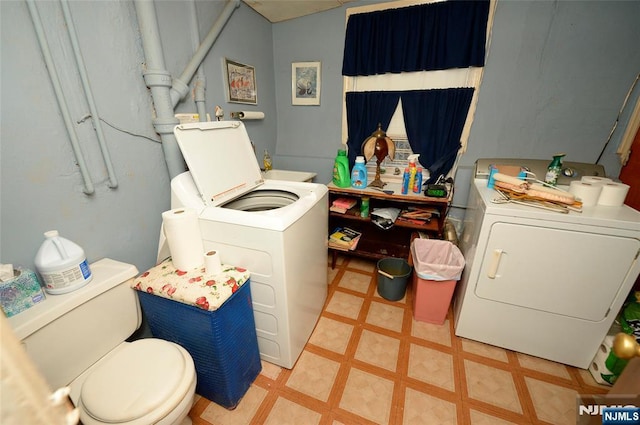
[342,0,490,77]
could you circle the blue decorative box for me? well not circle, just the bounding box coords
[0,268,45,317]
[133,260,261,409]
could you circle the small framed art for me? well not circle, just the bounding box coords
[224,58,257,105]
[292,61,321,106]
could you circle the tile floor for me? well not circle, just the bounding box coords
[188,255,611,425]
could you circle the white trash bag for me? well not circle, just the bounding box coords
[411,239,465,281]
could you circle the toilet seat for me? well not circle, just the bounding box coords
[79,338,195,424]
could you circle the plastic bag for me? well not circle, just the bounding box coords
[371,207,401,230]
[411,239,465,281]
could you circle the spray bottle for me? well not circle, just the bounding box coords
[413,167,423,193]
[401,167,411,194]
[407,154,420,193]
[544,153,565,186]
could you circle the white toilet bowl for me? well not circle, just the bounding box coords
[70,339,197,425]
[7,259,198,425]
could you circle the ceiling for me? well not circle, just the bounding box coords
[242,0,356,23]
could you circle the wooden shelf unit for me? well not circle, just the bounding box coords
[327,182,450,268]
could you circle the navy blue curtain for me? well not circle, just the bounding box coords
[345,89,473,181]
[345,91,400,167]
[401,89,474,183]
[342,0,490,76]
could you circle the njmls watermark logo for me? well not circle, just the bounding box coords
[578,394,640,425]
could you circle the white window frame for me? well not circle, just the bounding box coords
[341,0,497,155]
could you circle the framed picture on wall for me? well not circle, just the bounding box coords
[292,61,321,106]
[223,58,257,105]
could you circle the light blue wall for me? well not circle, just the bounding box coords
[1,0,639,275]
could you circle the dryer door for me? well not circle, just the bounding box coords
[475,221,640,322]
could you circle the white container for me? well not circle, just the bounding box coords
[35,230,92,295]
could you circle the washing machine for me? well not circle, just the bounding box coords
[454,158,640,368]
[157,121,328,369]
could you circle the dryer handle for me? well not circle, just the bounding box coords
[487,249,503,279]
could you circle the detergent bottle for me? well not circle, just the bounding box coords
[406,154,420,193]
[351,156,368,189]
[544,153,565,186]
[35,230,92,295]
[332,149,351,187]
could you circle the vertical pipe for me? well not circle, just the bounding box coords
[134,0,184,179]
[60,0,118,188]
[26,0,95,195]
[188,0,207,121]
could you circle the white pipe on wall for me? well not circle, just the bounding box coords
[171,0,240,109]
[135,0,239,178]
[60,0,118,189]
[134,0,184,179]
[26,0,95,195]
[188,0,207,122]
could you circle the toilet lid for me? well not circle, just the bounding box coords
[80,339,187,423]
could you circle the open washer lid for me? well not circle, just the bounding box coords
[174,121,264,207]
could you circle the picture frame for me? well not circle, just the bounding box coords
[292,61,321,106]
[223,58,257,105]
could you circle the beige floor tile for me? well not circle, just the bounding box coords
[347,257,376,272]
[340,367,394,425]
[411,318,452,347]
[464,360,522,414]
[325,291,364,320]
[461,338,509,363]
[338,270,373,294]
[200,385,267,425]
[355,329,400,372]
[403,387,457,425]
[286,351,341,402]
[468,409,520,425]
[264,397,322,425]
[525,377,578,425]
[408,344,455,391]
[517,352,571,379]
[366,301,405,333]
[308,316,354,354]
[260,360,282,381]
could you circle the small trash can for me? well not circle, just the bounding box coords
[377,258,412,301]
[411,239,465,325]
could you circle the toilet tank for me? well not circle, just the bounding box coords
[8,258,140,389]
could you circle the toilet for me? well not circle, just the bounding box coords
[8,258,197,425]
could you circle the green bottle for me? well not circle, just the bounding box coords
[544,153,565,186]
[332,149,351,188]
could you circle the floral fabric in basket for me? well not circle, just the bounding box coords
[132,258,250,311]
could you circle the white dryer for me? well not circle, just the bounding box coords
[158,121,328,369]
[454,159,640,368]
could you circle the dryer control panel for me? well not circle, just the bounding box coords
[474,158,606,185]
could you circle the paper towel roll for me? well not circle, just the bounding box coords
[162,208,204,270]
[581,176,612,185]
[569,181,603,207]
[231,111,264,120]
[204,250,222,276]
[597,182,630,206]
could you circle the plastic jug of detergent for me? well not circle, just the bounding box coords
[351,156,368,188]
[35,230,92,295]
[332,149,351,188]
